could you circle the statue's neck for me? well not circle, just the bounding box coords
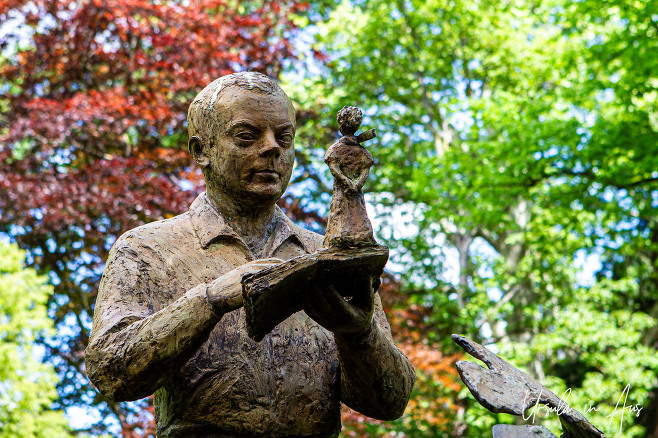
[205,187,277,257]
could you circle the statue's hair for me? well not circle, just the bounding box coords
[187,72,295,142]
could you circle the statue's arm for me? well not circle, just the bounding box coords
[85,236,275,402]
[335,295,415,420]
[328,160,356,191]
[354,167,370,191]
[84,239,220,402]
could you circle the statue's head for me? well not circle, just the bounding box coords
[187,72,296,208]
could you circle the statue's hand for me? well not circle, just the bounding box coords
[207,258,283,314]
[303,278,375,336]
[342,178,358,194]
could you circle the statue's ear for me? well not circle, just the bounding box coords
[188,136,210,167]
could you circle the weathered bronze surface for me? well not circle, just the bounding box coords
[242,245,389,342]
[323,106,377,249]
[492,425,558,438]
[452,334,605,438]
[85,72,415,438]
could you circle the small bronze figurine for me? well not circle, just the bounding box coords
[323,106,378,249]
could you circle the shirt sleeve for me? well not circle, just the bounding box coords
[336,292,416,420]
[90,234,160,341]
[85,231,220,401]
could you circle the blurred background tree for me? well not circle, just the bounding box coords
[1,0,657,436]
[0,241,74,438]
[290,0,658,436]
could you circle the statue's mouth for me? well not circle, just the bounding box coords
[253,170,279,179]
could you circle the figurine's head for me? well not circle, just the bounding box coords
[337,106,362,136]
[187,72,296,208]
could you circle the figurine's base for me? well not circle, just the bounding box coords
[242,245,389,342]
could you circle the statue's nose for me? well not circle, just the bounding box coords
[259,131,281,158]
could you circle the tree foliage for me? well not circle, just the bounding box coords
[2,0,657,436]
[294,0,658,435]
[0,241,73,438]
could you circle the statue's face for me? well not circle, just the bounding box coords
[208,88,295,206]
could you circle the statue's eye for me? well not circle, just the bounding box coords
[277,132,293,146]
[235,131,256,141]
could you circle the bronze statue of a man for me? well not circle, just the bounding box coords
[85,72,415,438]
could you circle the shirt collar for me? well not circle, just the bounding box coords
[189,192,311,254]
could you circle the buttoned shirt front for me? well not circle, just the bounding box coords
[87,193,354,437]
